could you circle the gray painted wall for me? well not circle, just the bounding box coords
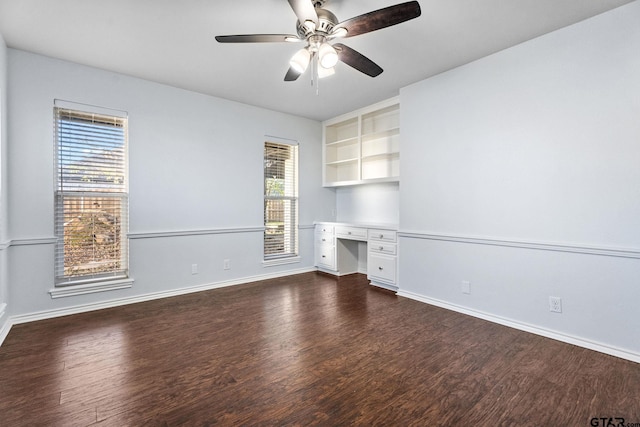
[398,1,640,357]
[5,49,335,317]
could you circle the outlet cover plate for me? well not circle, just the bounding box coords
[549,296,562,313]
[461,281,471,294]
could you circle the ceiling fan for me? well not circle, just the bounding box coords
[215,0,421,83]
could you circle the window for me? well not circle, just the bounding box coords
[264,141,298,260]
[54,105,128,286]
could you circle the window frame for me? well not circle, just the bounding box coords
[53,101,130,289]
[263,140,299,263]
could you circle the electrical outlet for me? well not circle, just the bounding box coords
[191,264,198,275]
[461,280,471,294]
[549,296,562,313]
[223,259,231,270]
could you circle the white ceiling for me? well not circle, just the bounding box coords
[0,0,634,121]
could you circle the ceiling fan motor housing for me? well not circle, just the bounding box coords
[296,8,338,39]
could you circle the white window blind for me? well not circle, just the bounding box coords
[264,141,298,259]
[54,106,129,285]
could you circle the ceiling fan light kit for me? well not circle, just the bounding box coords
[317,65,335,79]
[290,48,311,73]
[215,0,421,87]
[318,42,338,69]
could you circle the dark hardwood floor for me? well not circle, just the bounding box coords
[1,272,639,426]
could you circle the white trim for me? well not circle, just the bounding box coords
[54,99,128,118]
[0,304,9,347]
[264,134,298,146]
[0,319,11,347]
[11,267,316,326]
[262,256,301,267]
[298,224,315,230]
[9,237,57,246]
[397,289,640,364]
[315,267,359,277]
[399,231,640,259]
[6,228,267,243]
[128,226,264,240]
[49,278,134,299]
[370,281,398,292]
[322,96,399,127]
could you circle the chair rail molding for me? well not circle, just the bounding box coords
[398,231,640,259]
[128,226,265,240]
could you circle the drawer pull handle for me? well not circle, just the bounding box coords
[379,246,384,250]
[378,267,383,270]
[322,238,326,242]
[322,255,326,258]
[379,234,384,238]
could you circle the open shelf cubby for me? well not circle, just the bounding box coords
[323,97,400,186]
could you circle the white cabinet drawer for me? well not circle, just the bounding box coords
[368,242,397,255]
[315,224,334,235]
[316,245,336,270]
[315,234,334,245]
[368,229,397,243]
[335,226,367,241]
[368,253,396,283]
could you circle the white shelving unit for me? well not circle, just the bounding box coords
[322,97,400,187]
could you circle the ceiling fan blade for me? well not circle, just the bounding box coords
[287,0,318,26]
[334,43,383,77]
[284,66,303,81]
[215,34,300,43]
[335,1,421,38]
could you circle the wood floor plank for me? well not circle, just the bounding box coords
[1,272,638,426]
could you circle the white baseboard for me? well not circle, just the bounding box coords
[397,289,640,364]
[8,267,316,327]
[0,320,10,347]
[0,303,11,347]
[9,270,636,365]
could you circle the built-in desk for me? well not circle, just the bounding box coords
[314,222,398,292]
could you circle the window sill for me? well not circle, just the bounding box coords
[262,256,301,267]
[49,278,134,299]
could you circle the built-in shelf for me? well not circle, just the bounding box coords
[362,127,400,142]
[322,97,400,187]
[361,152,399,161]
[326,158,359,165]
[326,137,359,147]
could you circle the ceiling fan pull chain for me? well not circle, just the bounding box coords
[314,55,320,95]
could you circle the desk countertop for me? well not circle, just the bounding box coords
[313,221,398,231]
